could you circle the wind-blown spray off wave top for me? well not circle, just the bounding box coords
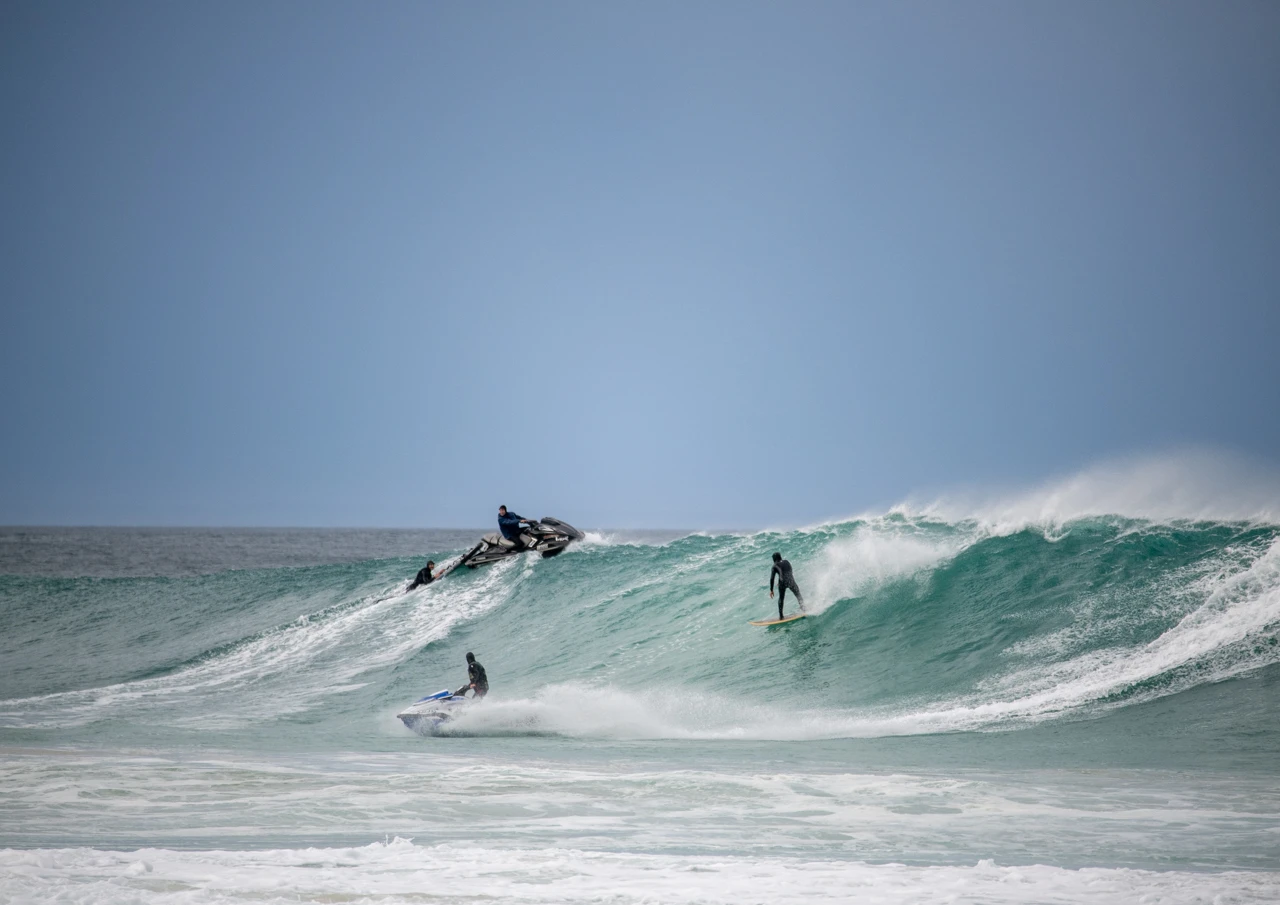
[2,455,1279,745]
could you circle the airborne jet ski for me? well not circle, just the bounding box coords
[397,690,469,735]
[459,517,585,568]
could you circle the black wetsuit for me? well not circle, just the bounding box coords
[455,659,489,698]
[770,559,804,619]
[408,566,435,590]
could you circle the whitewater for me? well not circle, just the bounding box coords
[3,461,1280,904]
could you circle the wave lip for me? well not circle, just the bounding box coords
[913,450,1280,532]
[807,518,972,614]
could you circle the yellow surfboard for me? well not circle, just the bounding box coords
[749,613,807,626]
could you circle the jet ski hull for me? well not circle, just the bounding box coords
[396,690,468,735]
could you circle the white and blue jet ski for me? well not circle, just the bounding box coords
[396,690,469,735]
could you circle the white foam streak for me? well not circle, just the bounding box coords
[3,839,1275,905]
[433,685,933,742]
[0,559,524,729]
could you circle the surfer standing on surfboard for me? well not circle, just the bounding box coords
[769,552,805,621]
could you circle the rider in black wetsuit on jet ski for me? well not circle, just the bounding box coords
[455,652,489,699]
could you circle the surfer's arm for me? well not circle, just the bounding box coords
[769,566,778,594]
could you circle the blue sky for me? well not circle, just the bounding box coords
[2,2,1277,528]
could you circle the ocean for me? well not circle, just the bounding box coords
[2,493,1279,903]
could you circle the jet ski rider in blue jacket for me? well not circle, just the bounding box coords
[497,505,537,549]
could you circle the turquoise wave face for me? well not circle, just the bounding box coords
[2,516,1278,748]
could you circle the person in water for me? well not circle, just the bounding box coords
[454,652,489,699]
[769,552,805,620]
[497,505,537,549]
[408,560,437,590]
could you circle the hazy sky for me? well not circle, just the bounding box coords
[2,2,1277,528]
